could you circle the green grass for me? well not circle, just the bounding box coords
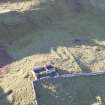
[1,4,105,56]
[34,75,105,105]
[7,10,105,59]
[1,1,105,105]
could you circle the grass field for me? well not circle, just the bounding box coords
[34,75,105,105]
[0,0,105,105]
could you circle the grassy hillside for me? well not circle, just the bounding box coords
[0,0,105,105]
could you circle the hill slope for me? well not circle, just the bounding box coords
[0,0,105,105]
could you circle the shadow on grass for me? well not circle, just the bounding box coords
[73,56,91,73]
[55,67,74,75]
[0,46,13,68]
[34,74,105,105]
[0,0,105,70]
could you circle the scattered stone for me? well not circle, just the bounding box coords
[95,47,104,51]
[23,73,30,79]
[8,93,14,103]
[5,89,13,96]
[74,38,81,43]
[81,45,86,49]
[73,38,86,44]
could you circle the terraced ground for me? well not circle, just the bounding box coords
[0,0,105,105]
